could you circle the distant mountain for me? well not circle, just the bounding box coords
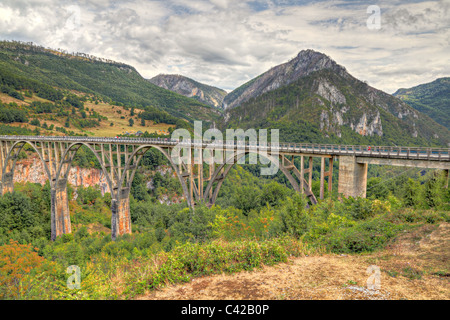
[149,74,227,109]
[0,40,219,125]
[393,77,450,130]
[220,49,450,147]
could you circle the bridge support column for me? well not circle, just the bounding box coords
[445,169,449,189]
[111,190,132,240]
[338,156,368,198]
[320,157,333,199]
[51,179,71,241]
[1,172,14,195]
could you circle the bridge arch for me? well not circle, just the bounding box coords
[1,140,52,194]
[55,142,115,194]
[119,144,191,207]
[203,150,318,207]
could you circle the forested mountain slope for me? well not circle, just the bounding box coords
[220,50,450,147]
[0,41,219,125]
[393,77,450,130]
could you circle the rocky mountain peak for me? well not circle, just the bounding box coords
[222,49,348,110]
[292,49,346,76]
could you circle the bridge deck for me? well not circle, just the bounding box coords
[1,135,449,162]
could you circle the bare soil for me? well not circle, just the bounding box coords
[137,223,450,300]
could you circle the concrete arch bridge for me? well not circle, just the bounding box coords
[1,135,448,240]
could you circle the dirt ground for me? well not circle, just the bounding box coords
[137,223,450,300]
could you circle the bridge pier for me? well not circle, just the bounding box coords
[51,179,71,241]
[1,172,14,195]
[111,189,132,240]
[445,169,449,189]
[320,157,333,199]
[338,155,368,198]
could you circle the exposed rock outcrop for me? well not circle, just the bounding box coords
[13,157,110,194]
[222,49,348,110]
[13,157,184,205]
[148,74,227,108]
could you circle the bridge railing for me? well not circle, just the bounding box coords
[1,135,449,161]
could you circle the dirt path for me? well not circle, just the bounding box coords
[137,223,450,300]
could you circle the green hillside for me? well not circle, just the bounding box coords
[0,41,219,126]
[393,77,450,130]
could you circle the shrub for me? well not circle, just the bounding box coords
[0,240,58,299]
[345,197,376,220]
[279,195,310,237]
[326,218,403,253]
[77,186,102,205]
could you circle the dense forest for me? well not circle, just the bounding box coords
[394,77,450,130]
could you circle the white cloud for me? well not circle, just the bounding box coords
[0,0,448,93]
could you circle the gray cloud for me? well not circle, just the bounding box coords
[0,0,449,93]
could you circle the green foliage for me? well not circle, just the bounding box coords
[138,106,192,129]
[344,197,377,220]
[0,170,448,299]
[279,194,310,237]
[76,186,102,206]
[215,166,294,213]
[30,101,56,114]
[0,104,28,123]
[325,217,403,253]
[0,185,51,245]
[169,206,216,243]
[1,84,24,100]
[71,145,101,169]
[29,118,40,126]
[0,63,63,101]
[0,124,36,136]
[66,94,84,109]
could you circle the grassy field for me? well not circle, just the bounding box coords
[83,101,174,137]
[0,92,30,106]
[0,93,174,137]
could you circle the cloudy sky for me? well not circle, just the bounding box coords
[0,0,449,93]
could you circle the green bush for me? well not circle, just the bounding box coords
[76,186,102,205]
[326,217,403,253]
[279,194,310,237]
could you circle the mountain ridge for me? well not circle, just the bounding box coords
[393,77,450,130]
[219,50,450,147]
[148,74,227,109]
[222,49,350,110]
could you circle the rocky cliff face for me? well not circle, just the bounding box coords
[14,156,110,194]
[148,74,227,109]
[13,156,184,204]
